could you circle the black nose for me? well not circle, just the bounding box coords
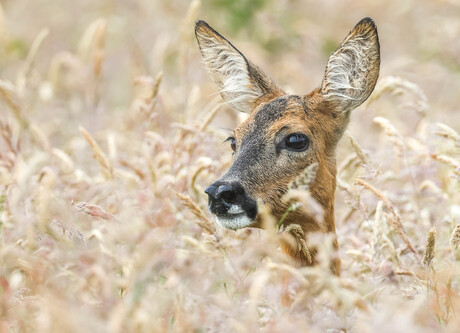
[205,181,258,219]
[205,183,238,205]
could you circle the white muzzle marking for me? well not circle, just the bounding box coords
[215,204,253,230]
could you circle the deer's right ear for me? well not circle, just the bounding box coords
[320,18,380,115]
[195,20,283,113]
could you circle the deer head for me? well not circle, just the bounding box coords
[196,18,380,269]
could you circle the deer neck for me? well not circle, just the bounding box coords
[280,156,340,274]
[310,157,337,234]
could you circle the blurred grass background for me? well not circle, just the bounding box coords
[0,0,459,332]
[1,0,459,137]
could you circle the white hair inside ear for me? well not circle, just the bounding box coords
[321,18,380,113]
[195,20,284,113]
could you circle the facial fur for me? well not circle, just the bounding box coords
[198,18,380,232]
[221,93,346,226]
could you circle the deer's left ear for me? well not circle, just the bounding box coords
[321,17,380,114]
[195,20,284,113]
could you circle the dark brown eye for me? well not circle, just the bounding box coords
[226,137,236,152]
[285,133,309,151]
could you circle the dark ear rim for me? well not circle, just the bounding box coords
[346,17,380,54]
[195,20,251,73]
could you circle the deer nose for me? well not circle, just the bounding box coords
[205,181,258,220]
[205,183,237,205]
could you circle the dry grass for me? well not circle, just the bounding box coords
[1,0,460,332]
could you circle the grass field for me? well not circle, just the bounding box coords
[1,0,460,332]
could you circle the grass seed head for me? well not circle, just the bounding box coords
[423,227,436,268]
[451,225,460,260]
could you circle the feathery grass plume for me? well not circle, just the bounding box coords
[92,20,106,77]
[282,163,323,226]
[50,219,87,246]
[0,118,17,155]
[144,153,157,185]
[151,71,163,100]
[346,132,367,166]
[356,178,418,258]
[131,76,154,111]
[92,19,106,107]
[368,76,429,115]
[451,225,460,260]
[113,168,141,185]
[30,123,51,153]
[418,180,445,198]
[51,148,75,174]
[0,79,25,125]
[435,123,460,147]
[176,192,216,236]
[131,72,163,122]
[336,177,353,194]
[199,102,221,131]
[17,28,49,93]
[289,163,318,191]
[37,167,56,232]
[372,201,398,263]
[337,153,358,175]
[279,223,313,265]
[47,51,82,92]
[76,19,106,107]
[374,116,405,152]
[190,157,213,197]
[118,159,145,180]
[430,153,460,175]
[18,28,50,80]
[79,126,113,179]
[72,201,116,222]
[423,227,436,267]
[78,19,106,61]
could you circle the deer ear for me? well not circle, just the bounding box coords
[321,18,380,114]
[195,20,284,113]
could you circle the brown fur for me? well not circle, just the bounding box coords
[196,18,380,275]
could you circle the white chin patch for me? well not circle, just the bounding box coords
[216,214,253,230]
[215,205,253,230]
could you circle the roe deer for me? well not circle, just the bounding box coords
[196,18,380,275]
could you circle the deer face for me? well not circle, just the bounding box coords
[196,19,380,230]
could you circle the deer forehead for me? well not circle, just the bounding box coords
[234,94,327,142]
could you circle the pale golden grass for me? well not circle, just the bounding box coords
[176,192,216,236]
[279,223,313,264]
[346,132,368,166]
[356,178,419,258]
[435,123,460,147]
[451,225,460,260]
[79,126,113,179]
[373,116,405,152]
[369,76,429,115]
[280,162,323,227]
[0,1,459,332]
[423,227,436,268]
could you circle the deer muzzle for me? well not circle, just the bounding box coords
[205,181,257,230]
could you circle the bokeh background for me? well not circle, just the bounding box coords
[0,0,459,332]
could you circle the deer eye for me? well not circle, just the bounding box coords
[225,137,237,152]
[285,133,310,151]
